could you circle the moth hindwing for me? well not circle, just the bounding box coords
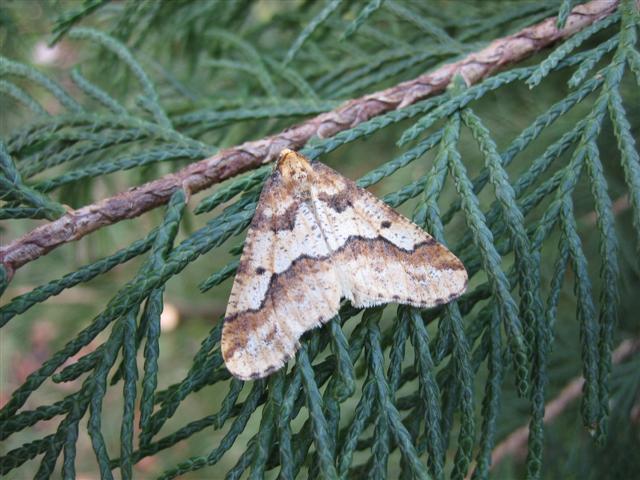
[221,149,467,380]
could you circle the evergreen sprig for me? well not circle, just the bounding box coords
[1,2,638,480]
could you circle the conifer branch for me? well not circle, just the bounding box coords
[0,0,618,280]
[484,337,640,474]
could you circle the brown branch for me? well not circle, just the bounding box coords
[486,337,640,473]
[582,194,630,226]
[0,0,619,280]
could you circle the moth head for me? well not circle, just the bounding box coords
[277,148,314,183]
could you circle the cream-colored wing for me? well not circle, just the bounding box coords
[309,162,468,309]
[222,157,342,380]
[221,149,467,381]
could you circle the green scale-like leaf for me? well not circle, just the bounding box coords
[1,3,638,480]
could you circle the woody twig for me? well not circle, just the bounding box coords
[485,337,640,473]
[0,0,619,280]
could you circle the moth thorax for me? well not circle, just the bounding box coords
[277,149,314,183]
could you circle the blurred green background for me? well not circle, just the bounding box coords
[1,1,639,479]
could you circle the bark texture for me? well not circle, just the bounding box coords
[0,0,619,279]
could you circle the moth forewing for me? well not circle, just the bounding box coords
[221,149,467,380]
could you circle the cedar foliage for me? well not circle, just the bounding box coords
[1,1,639,479]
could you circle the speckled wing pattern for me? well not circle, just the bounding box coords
[221,149,467,380]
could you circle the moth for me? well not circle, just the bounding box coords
[221,149,467,380]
